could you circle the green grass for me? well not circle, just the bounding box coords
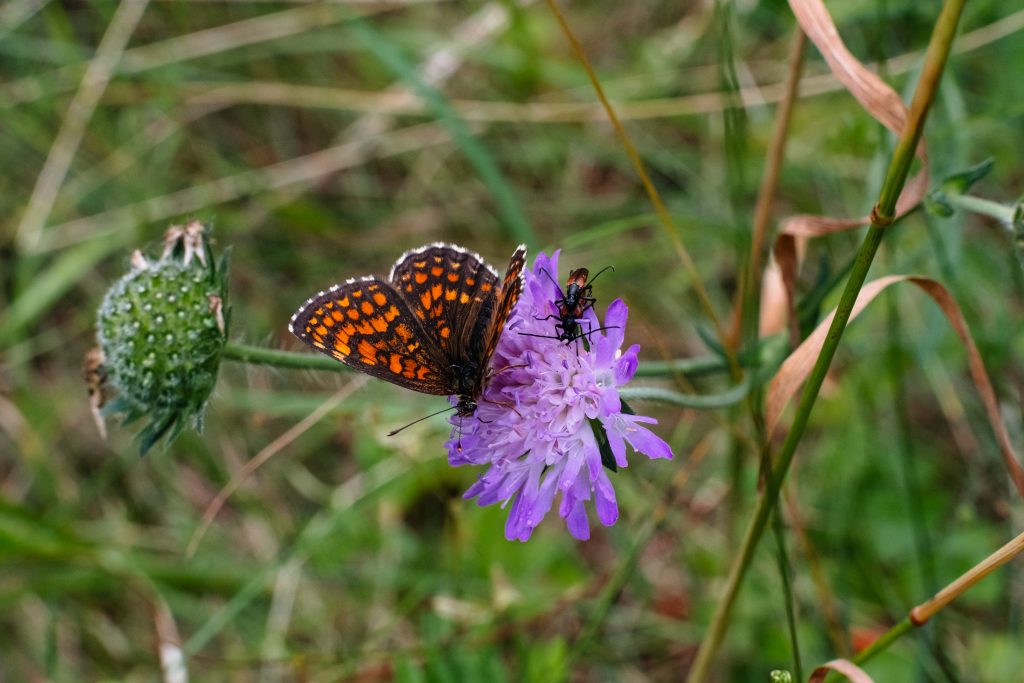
[2,2,1024,681]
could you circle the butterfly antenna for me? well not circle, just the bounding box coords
[587,265,615,285]
[387,405,457,436]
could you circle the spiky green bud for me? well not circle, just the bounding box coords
[94,221,230,453]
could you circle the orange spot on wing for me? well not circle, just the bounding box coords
[445,288,457,301]
[334,339,351,355]
[415,309,425,320]
[402,359,417,378]
[315,325,328,336]
[343,324,356,336]
[459,292,470,304]
[357,321,374,335]
[395,324,413,342]
[332,310,344,322]
[440,327,450,339]
[384,305,400,322]
[372,292,387,306]
[357,339,376,359]
[389,354,402,374]
[323,317,334,327]
[360,300,374,315]
[431,266,443,277]
[416,366,430,380]
[420,291,432,310]
[370,317,388,332]
[413,260,427,269]
[431,283,442,300]
[447,272,459,282]
[414,272,428,284]
[480,282,493,292]
[432,303,442,317]
[338,297,350,307]
[465,277,475,286]
[347,308,359,320]
[351,290,363,298]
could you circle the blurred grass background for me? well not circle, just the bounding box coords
[2,1,1024,681]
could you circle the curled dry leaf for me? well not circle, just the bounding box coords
[760,0,933,336]
[807,659,875,683]
[765,275,1024,498]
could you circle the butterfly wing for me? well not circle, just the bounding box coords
[289,278,450,395]
[389,243,500,360]
[481,245,527,365]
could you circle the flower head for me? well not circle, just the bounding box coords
[447,250,673,541]
[94,221,230,454]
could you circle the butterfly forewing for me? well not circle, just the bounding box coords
[483,245,527,363]
[389,244,499,361]
[289,278,449,394]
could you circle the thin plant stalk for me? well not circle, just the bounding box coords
[729,27,807,350]
[685,1,967,680]
[828,529,1024,679]
[544,0,738,375]
[222,342,749,409]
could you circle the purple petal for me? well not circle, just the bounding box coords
[600,417,629,468]
[594,470,619,526]
[504,492,530,541]
[565,500,590,540]
[559,447,584,491]
[622,417,674,460]
[614,344,640,384]
[463,478,487,500]
[528,469,560,527]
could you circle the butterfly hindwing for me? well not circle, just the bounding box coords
[289,277,449,394]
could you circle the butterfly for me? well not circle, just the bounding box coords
[289,243,527,422]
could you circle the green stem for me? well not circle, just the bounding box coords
[685,2,966,680]
[620,384,748,409]
[222,342,350,372]
[852,617,915,666]
[945,193,1016,223]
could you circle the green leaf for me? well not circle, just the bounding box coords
[940,157,994,194]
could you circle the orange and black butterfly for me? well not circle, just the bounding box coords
[289,243,526,420]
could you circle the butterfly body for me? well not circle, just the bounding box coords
[289,243,526,419]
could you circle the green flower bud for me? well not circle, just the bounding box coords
[94,221,230,454]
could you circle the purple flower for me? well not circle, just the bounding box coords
[446,250,673,542]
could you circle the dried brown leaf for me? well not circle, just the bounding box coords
[760,0,933,336]
[765,275,1024,498]
[807,659,875,683]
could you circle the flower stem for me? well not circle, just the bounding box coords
[945,193,1016,223]
[685,1,967,680]
[222,342,349,373]
[620,384,747,410]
